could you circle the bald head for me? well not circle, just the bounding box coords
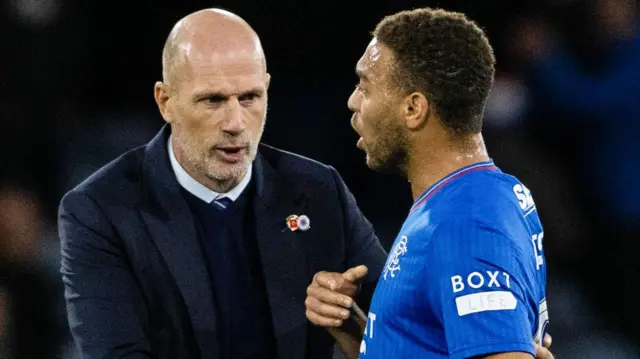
[161,8,266,87]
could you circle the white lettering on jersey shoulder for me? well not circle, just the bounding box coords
[383,235,408,280]
[359,312,377,355]
[534,298,550,343]
[451,271,511,293]
[455,291,517,316]
[531,231,544,270]
[513,183,536,216]
[451,271,517,315]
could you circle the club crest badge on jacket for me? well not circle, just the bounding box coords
[286,214,310,231]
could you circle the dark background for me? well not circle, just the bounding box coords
[1,0,639,357]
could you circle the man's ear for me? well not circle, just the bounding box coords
[154,81,173,124]
[403,92,430,131]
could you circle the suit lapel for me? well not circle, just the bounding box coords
[140,127,219,359]
[253,153,310,359]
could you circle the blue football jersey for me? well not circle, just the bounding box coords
[359,160,548,359]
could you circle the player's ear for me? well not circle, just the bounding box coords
[403,92,429,131]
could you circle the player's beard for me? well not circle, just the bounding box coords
[365,115,409,176]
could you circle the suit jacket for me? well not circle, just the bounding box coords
[58,126,388,359]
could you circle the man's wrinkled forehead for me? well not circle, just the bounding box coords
[356,38,384,82]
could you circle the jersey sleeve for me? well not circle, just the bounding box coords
[424,219,538,359]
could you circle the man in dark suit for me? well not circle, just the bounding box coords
[58,8,387,359]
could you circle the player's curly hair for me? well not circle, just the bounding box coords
[373,8,496,135]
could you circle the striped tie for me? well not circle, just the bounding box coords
[213,197,232,210]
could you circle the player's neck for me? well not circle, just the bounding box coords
[406,133,489,201]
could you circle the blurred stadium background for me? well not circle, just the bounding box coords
[1,0,639,357]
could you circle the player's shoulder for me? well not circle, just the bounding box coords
[442,168,534,223]
[425,168,539,249]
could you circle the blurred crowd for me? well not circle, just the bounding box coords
[0,0,638,357]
